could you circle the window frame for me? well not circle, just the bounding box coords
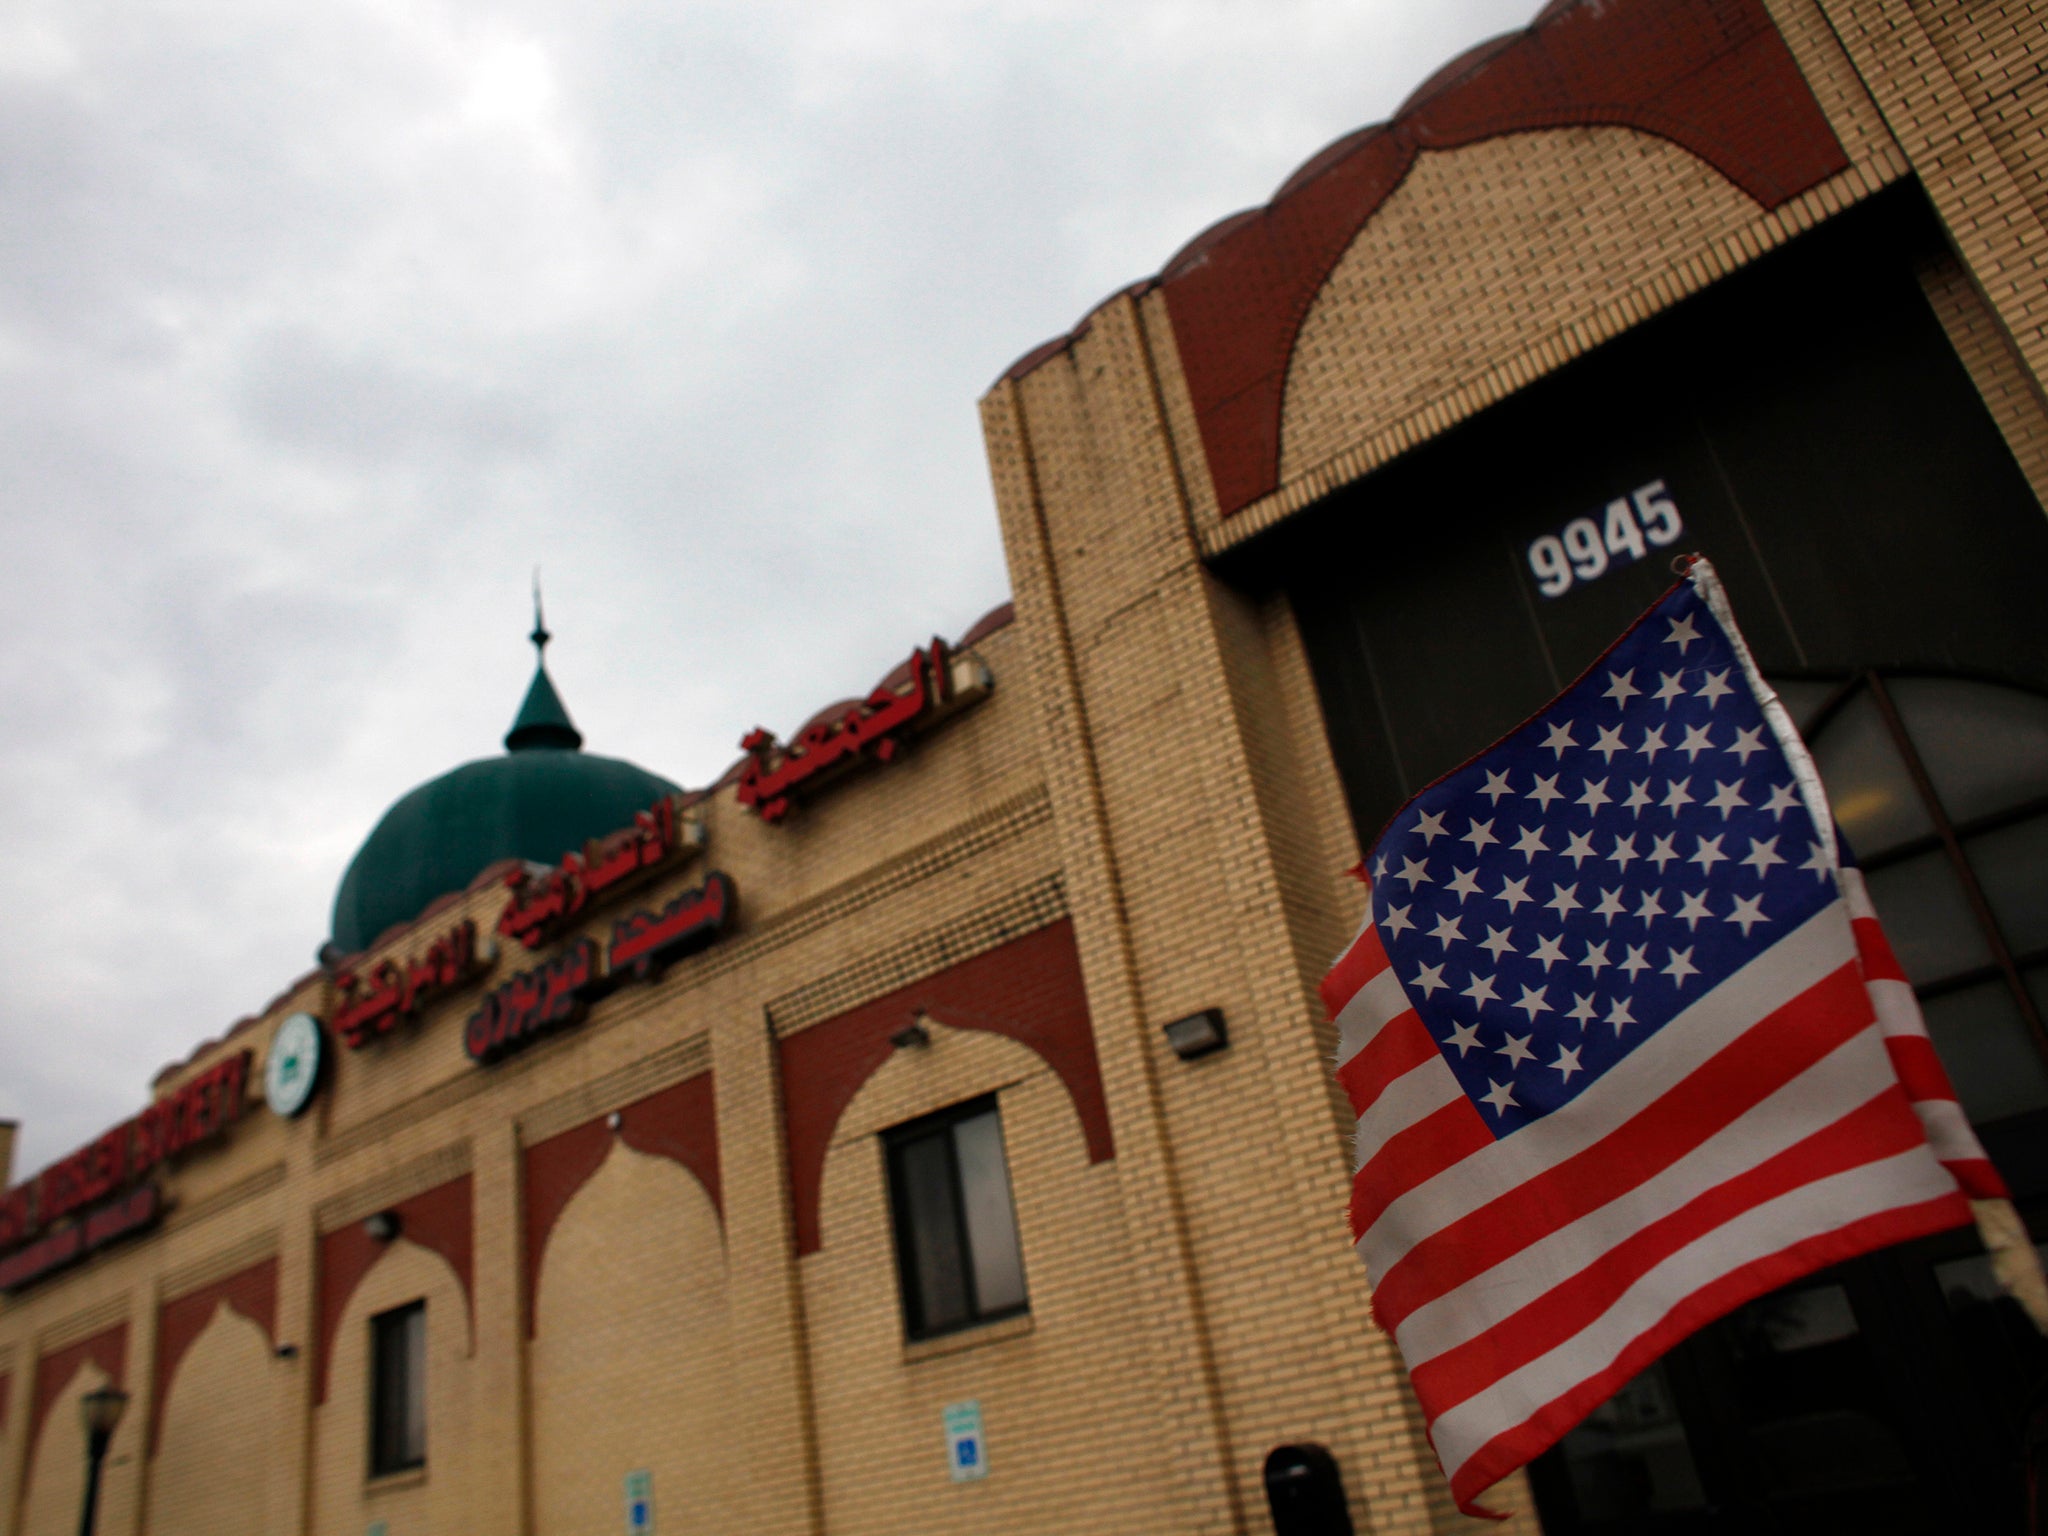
[368,1299,426,1478]
[883,1095,1029,1343]
[1786,669,2048,1062]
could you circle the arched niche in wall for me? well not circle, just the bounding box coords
[314,1174,473,1405]
[529,1143,734,1534]
[520,1071,720,1336]
[780,918,1114,1258]
[148,1303,282,1536]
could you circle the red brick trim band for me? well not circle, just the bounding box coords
[781,918,1113,1256]
[29,1323,126,1468]
[1168,0,1848,519]
[150,1257,277,1453]
[999,0,1850,523]
[521,1071,721,1336]
[314,1174,472,1404]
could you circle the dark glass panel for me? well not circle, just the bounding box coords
[954,1110,1026,1316]
[1553,1360,1708,1522]
[1721,1284,1929,1528]
[895,1130,971,1336]
[1925,978,2048,1124]
[370,1301,425,1475]
[1771,678,1841,736]
[1861,851,1991,986]
[1890,678,2048,827]
[1964,815,2048,957]
[1812,691,1934,860]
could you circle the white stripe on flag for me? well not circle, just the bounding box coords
[1335,961,1411,1068]
[1358,900,1855,1272]
[1428,1143,1959,1481]
[1353,1055,1463,1173]
[1391,1023,1899,1368]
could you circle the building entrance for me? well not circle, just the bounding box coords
[1225,187,2048,1533]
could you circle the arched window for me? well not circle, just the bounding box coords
[1773,673,2048,1126]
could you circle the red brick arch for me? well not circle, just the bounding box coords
[314,1174,472,1404]
[520,1072,721,1336]
[781,918,1113,1257]
[1004,0,1851,522]
[29,1323,125,1469]
[151,1257,276,1452]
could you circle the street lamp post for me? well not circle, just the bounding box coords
[76,1385,128,1536]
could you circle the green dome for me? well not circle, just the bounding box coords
[330,650,682,956]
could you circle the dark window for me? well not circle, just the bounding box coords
[885,1098,1028,1340]
[1777,672,2048,1127]
[370,1301,426,1476]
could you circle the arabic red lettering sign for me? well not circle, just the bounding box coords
[0,1052,248,1266]
[738,639,983,823]
[609,872,735,981]
[331,919,486,1049]
[465,938,603,1064]
[500,797,693,951]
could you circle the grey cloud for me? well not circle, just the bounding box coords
[0,0,1538,1173]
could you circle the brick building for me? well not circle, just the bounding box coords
[3,1,2047,1532]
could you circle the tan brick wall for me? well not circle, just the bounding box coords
[309,1239,474,1536]
[530,1144,732,1534]
[1280,128,1763,490]
[984,294,1541,1533]
[149,1306,283,1536]
[1815,0,2048,403]
[1917,244,2048,510]
[803,1022,1172,1535]
[1911,0,2048,226]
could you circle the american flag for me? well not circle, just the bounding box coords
[1322,559,2002,1514]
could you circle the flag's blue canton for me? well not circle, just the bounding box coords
[1367,583,1836,1138]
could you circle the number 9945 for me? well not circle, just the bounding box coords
[1526,480,1683,599]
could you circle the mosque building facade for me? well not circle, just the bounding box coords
[3,1,2048,1533]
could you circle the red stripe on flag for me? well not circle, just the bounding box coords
[1851,916,1908,984]
[1884,1033,1959,1105]
[1336,1010,1437,1120]
[1372,963,1872,1332]
[1444,1192,1972,1516]
[1410,1087,1928,1413]
[1945,1158,2005,1199]
[1322,921,1389,1018]
[1350,1099,1492,1243]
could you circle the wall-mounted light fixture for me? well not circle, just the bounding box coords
[362,1211,402,1243]
[273,1343,300,1360]
[1163,1008,1229,1061]
[890,1020,932,1051]
[607,1111,624,1132]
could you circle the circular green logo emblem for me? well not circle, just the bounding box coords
[265,1012,324,1118]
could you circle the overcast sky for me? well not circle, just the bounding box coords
[0,0,1537,1177]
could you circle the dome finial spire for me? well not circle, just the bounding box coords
[505,575,583,754]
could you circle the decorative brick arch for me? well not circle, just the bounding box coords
[521,1072,721,1335]
[781,918,1113,1256]
[151,1257,277,1452]
[1003,0,1850,522]
[29,1323,126,1466]
[314,1174,472,1404]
